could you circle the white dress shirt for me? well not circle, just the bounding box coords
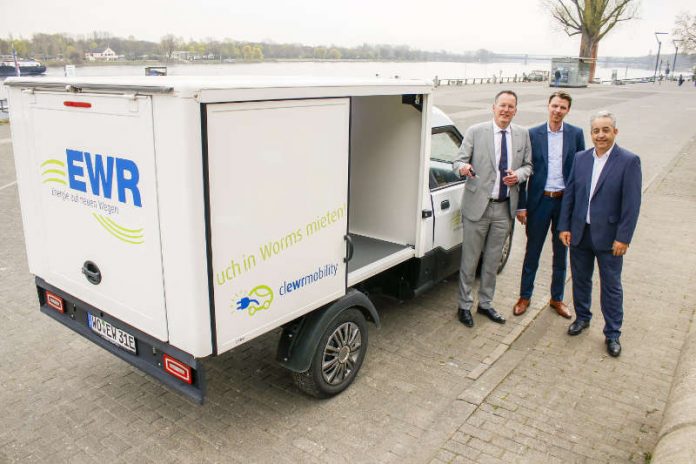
[587,144,615,224]
[492,122,512,198]
[545,122,565,192]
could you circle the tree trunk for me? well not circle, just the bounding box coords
[589,41,599,82]
[579,31,599,82]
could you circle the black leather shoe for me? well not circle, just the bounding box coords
[606,338,621,357]
[477,306,506,324]
[567,319,590,336]
[458,308,474,327]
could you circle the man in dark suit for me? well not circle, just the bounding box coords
[558,110,642,357]
[513,92,585,318]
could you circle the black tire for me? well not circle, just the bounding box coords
[473,221,514,275]
[497,222,514,274]
[292,308,368,398]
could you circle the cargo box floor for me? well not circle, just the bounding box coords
[346,234,415,287]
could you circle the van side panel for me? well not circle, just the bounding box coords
[152,96,213,357]
[7,88,46,274]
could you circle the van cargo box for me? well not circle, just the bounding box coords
[6,75,455,402]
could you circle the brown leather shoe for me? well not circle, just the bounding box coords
[549,299,572,319]
[513,297,530,316]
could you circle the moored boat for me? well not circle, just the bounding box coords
[0,58,47,77]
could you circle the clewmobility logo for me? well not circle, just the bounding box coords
[279,263,339,297]
[234,285,274,316]
[39,149,145,245]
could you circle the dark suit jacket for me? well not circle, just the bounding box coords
[558,144,642,250]
[518,122,585,213]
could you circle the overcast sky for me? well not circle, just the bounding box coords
[1,0,692,57]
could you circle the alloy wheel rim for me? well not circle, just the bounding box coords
[321,321,362,385]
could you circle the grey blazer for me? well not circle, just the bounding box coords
[452,121,533,221]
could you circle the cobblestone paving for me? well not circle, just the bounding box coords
[1,82,695,463]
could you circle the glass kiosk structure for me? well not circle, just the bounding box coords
[550,57,591,88]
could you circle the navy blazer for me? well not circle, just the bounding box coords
[558,145,642,250]
[518,122,585,212]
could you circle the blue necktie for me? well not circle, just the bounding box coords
[498,130,508,200]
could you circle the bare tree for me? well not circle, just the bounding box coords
[545,0,639,80]
[673,12,696,53]
[159,34,181,61]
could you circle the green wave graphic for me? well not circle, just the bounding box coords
[42,178,67,185]
[104,216,144,234]
[41,168,66,177]
[93,213,144,245]
[95,214,145,240]
[40,159,66,168]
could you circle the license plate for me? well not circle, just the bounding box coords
[88,313,137,354]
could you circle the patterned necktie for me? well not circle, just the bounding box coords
[499,130,508,200]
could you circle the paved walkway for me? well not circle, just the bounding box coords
[1,82,695,463]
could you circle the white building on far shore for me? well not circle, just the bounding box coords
[85,47,119,61]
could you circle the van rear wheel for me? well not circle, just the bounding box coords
[292,308,367,398]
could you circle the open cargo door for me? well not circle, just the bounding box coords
[17,91,168,340]
[206,99,350,354]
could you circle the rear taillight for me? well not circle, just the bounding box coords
[45,290,64,313]
[163,354,193,384]
[64,101,92,108]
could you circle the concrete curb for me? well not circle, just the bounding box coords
[652,309,696,463]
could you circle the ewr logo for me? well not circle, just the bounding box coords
[66,149,142,207]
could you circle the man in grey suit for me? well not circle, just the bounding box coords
[452,90,533,327]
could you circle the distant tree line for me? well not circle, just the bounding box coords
[2,30,694,70]
[0,31,498,64]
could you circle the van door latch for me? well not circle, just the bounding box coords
[82,261,102,285]
[422,209,433,218]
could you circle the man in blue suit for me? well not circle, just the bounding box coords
[513,92,585,318]
[558,110,642,357]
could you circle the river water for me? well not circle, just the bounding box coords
[39,60,653,81]
[0,60,655,104]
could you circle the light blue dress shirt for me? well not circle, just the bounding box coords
[544,122,565,192]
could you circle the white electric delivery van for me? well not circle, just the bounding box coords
[5,76,511,403]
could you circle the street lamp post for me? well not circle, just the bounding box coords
[654,32,668,83]
[672,40,681,74]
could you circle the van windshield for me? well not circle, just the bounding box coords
[431,130,461,163]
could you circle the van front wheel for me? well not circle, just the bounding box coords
[292,308,367,398]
